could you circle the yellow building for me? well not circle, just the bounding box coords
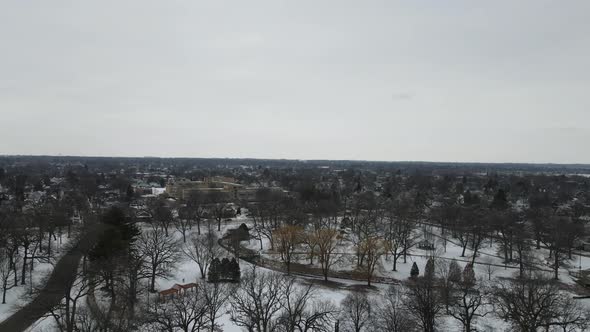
[166,177,244,200]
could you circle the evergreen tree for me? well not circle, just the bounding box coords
[462,263,476,287]
[220,258,230,280]
[229,258,241,282]
[89,206,140,261]
[410,262,420,279]
[448,259,462,283]
[491,189,508,210]
[463,190,480,206]
[208,258,221,282]
[236,223,250,241]
[126,184,134,201]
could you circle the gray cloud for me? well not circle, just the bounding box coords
[0,0,589,163]
[392,93,413,101]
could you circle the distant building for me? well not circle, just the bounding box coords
[151,187,166,196]
[166,177,244,200]
[166,177,288,203]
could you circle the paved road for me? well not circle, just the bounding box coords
[0,224,103,332]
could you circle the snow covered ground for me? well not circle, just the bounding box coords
[24,316,54,332]
[147,215,517,331]
[149,214,353,332]
[20,213,590,331]
[0,235,74,324]
[247,219,589,286]
[229,215,590,331]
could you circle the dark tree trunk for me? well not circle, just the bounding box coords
[151,270,157,292]
[21,248,28,285]
[47,233,52,258]
[554,250,559,280]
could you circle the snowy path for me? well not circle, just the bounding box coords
[0,224,105,332]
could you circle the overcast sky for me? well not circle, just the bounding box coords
[1,1,589,163]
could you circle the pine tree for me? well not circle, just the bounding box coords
[491,189,508,210]
[220,258,230,280]
[235,223,250,241]
[229,258,241,282]
[462,263,476,287]
[410,262,420,279]
[448,259,462,283]
[208,258,220,282]
[126,184,134,201]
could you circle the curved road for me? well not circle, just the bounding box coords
[0,224,104,332]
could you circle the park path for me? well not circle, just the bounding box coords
[0,224,104,332]
[219,221,555,287]
[218,234,402,286]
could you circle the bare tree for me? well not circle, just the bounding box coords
[513,222,532,278]
[121,248,149,318]
[297,301,338,332]
[347,193,379,269]
[42,266,99,332]
[454,219,471,258]
[385,197,418,271]
[481,257,498,281]
[0,250,15,304]
[302,231,319,265]
[202,281,232,332]
[6,233,21,288]
[404,277,443,332]
[340,292,372,332]
[373,286,415,332]
[182,231,222,279]
[492,211,516,264]
[186,191,207,235]
[175,206,193,243]
[74,306,100,332]
[145,287,209,332]
[541,216,578,280]
[552,296,590,332]
[494,273,588,332]
[139,227,181,292]
[143,302,175,332]
[357,235,385,286]
[230,267,285,332]
[207,191,230,232]
[469,213,489,266]
[449,281,490,332]
[385,217,416,272]
[247,189,287,250]
[275,225,304,275]
[15,215,39,285]
[149,197,174,237]
[389,195,420,265]
[436,259,460,314]
[277,278,337,332]
[431,201,460,254]
[312,228,341,282]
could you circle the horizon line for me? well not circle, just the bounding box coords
[2,154,590,168]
